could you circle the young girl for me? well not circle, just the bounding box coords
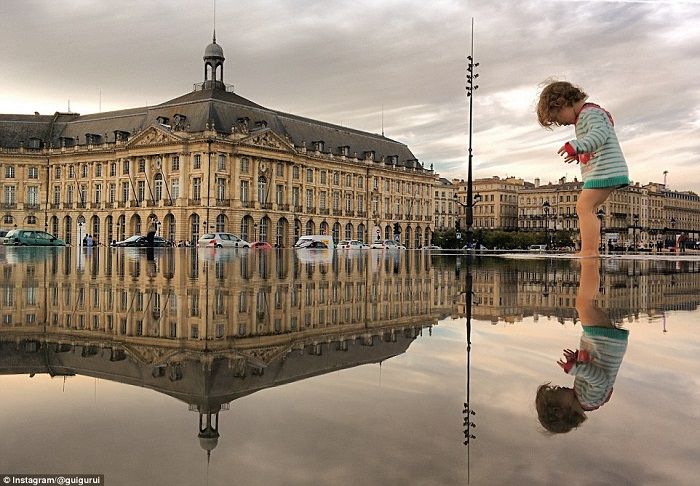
[537,81,630,257]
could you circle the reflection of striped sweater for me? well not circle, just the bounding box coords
[569,104,630,189]
[569,326,629,410]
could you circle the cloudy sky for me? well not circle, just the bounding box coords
[2,0,699,194]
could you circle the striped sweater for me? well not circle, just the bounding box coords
[568,326,629,411]
[567,103,630,189]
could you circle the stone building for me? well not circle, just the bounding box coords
[0,35,436,248]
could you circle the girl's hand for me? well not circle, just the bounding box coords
[558,144,578,164]
[557,349,578,372]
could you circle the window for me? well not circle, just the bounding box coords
[95,163,102,177]
[53,186,61,205]
[121,182,129,202]
[109,184,116,203]
[122,160,129,175]
[292,187,300,206]
[216,178,225,201]
[276,185,283,205]
[192,178,201,201]
[138,159,145,173]
[193,154,202,169]
[5,166,15,178]
[306,169,314,183]
[333,172,340,186]
[94,184,102,204]
[137,181,145,202]
[240,180,249,202]
[28,167,39,179]
[154,177,162,202]
[217,154,226,171]
[27,215,36,225]
[292,166,299,179]
[110,162,116,177]
[4,186,16,204]
[55,166,61,179]
[358,176,364,189]
[241,157,249,173]
[333,192,340,211]
[345,194,352,212]
[27,187,39,205]
[171,180,179,199]
[276,162,284,176]
[258,176,268,203]
[306,189,314,208]
[320,171,327,184]
[346,174,352,187]
[320,191,327,210]
[67,186,74,204]
[172,156,180,171]
[82,164,89,178]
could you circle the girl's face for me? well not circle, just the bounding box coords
[555,105,577,126]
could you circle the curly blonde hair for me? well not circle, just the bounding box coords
[537,80,588,129]
[535,383,587,434]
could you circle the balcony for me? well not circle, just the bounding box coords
[306,207,316,214]
[278,203,290,211]
[320,208,330,215]
[260,202,272,210]
[215,199,231,207]
[1,203,17,209]
[293,205,303,212]
[188,199,202,206]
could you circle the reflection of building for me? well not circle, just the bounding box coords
[0,35,435,248]
[450,258,700,325]
[0,248,461,457]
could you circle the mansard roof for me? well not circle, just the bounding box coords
[1,87,423,170]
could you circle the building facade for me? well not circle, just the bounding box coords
[0,37,436,248]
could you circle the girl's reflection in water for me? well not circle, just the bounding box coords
[536,258,629,434]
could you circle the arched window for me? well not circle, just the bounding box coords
[216,214,225,232]
[345,223,352,240]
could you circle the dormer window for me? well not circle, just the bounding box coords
[312,141,325,152]
[254,120,268,129]
[28,138,42,149]
[156,116,169,125]
[85,133,101,145]
[338,146,350,157]
[364,151,375,161]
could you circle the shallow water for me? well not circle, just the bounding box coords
[1,247,698,486]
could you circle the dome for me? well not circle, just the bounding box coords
[204,41,224,60]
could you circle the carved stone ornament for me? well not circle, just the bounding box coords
[128,126,181,147]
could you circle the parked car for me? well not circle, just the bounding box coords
[528,244,548,252]
[421,245,442,250]
[197,232,251,248]
[293,235,334,249]
[250,241,272,249]
[337,239,364,249]
[111,235,172,247]
[3,229,66,246]
[370,239,403,250]
[297,240,329,249]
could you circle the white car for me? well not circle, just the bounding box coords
[197,232,251,248]
[337,239,364,249]
[370,239,403,249]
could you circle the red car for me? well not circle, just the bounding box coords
[250,241,272,249]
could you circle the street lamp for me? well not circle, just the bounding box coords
[596,208,605,252]
[632,213,639,252]
[542,200,553,250]
[454,193,482,248]
[464,18,479,248]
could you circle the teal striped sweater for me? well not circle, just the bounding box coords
[569,104,630,189]
[569,326,629,410]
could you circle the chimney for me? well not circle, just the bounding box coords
[534,178,540,188]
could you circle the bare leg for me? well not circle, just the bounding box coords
[574,187,615,257]
[576,259,613,327]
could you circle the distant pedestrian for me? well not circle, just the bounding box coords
[146,216,157,246]
[538,80,630,258]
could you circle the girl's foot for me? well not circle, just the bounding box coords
[571,251,600,258]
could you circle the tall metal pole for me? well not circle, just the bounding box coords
[465,18,479,247]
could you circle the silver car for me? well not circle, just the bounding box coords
[197,232,251,248]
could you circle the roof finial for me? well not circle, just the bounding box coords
[213,0,217,43]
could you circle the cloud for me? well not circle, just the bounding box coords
[1,0,698,193]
